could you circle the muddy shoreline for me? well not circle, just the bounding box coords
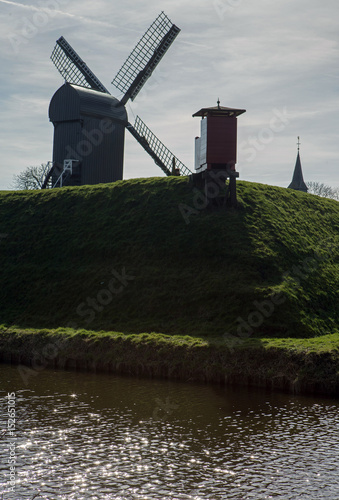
[1,329,338,397]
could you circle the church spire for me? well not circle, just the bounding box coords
[288,137,308,192]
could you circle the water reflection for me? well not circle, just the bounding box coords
[0,364,339,499]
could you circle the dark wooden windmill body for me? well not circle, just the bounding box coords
[49,84,127,186]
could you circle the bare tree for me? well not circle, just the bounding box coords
[306,182,339,200]
[12,164,50,190]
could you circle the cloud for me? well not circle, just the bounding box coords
[0,0,46,10]
[0,0,124,37]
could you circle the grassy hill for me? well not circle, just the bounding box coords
[0,177,338,339]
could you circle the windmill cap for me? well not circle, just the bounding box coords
[193,106,246,117]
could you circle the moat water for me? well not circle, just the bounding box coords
[0,363,339,499]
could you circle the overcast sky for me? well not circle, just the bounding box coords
[0,0,338,190]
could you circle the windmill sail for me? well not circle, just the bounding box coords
[112,12,180,104]
[51,36,110,94]
[127,116,192,177]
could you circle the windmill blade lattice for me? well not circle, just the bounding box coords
[112,12,180,104]
[51,36,110,94]
[128,116,192,177]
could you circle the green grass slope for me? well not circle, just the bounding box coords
[0,177,338,338]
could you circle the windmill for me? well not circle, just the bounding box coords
[44,11,191,189]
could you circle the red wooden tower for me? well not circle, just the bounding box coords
[193,100,246,206]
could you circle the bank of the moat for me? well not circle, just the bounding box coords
[1,328,338,397]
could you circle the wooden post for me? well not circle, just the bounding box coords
[229,175,237,207]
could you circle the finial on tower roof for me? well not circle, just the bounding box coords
[297,136,301,152]
[217,98,220,109]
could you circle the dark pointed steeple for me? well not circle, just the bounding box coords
[288,137,308,192]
